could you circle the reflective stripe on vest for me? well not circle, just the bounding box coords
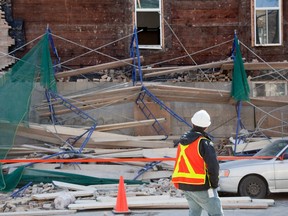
[172,137,207,185]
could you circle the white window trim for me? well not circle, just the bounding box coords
[135,1,163,50]
[253,0,282,47]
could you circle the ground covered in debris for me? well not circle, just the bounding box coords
[0,178,181,213]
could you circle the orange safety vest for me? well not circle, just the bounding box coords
[172,137,207,188]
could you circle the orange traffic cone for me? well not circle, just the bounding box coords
[112,176,131,214]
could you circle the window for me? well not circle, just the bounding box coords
[253,0,282,46]
[135,0,162,49]
[253,81,287,97]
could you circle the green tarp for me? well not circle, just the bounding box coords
[0,33,57,191]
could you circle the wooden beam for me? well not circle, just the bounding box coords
[38,94,138,117]
[55,56,144,79]
[141,66,180,74]
[36,85,141,116]
[16,124,174,149]
[52,181,96,191]
[68,195,271,210]
[95,118,166,132]
[144,59,233,78]
[32,190,95,201]
[221,61,288,71]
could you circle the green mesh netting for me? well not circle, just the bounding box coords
[18,168,142,187]
[231,35,250,102]
[0,32,57,191]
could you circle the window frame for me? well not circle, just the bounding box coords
[134,0,163,50]
[252,0,282,47]
[252,81,287,97]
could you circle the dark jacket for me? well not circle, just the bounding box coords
[177,128,219,191]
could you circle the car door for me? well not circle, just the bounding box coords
[274,148,288,191]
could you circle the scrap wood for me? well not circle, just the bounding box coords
[36,85,141,116]
[68,195,187,210]
[31,163,171,181]
[144,84,288,107]
[135,135,168,141]
[35,83,288,119]
[34,124,140,141]
[55,56,144,79]
[68,195,272,210]
[221,202,268,209]
[16,124,174,148]
[60,84,141,102]
[141,66,179,74]
[32,190,95,201]
[37,85,141,108]
[52,181,96,191]
[21,144,60,153]
[89,149,144,158]
[38,95,137,117]
[91,147,143,156]
[52,181,146,196]
[143,59,233,78]
[94,118,166,132]
[221,61,288,71]
[145,84,231,104]
[6,147,49,157]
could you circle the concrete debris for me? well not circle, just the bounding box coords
[0,178,276,214]
[54,192,76,210]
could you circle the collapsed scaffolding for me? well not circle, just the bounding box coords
[0,21,287,193]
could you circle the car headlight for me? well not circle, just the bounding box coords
[219,169,230,177]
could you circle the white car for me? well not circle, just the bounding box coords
[218,139,288,198]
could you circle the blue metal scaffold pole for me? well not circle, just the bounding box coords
[130,26,143,86]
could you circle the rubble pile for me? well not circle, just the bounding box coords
[0,178,182,213]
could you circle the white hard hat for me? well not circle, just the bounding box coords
[191,110,211,128]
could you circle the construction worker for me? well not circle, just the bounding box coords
[172,110,224,216]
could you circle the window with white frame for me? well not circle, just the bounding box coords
[135,0,162,49]
[252,82,287,97]
[253,0,282,46]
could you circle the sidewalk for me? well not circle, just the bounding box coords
[61,199,286,216]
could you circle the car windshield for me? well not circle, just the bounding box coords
[254,140,288,157]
